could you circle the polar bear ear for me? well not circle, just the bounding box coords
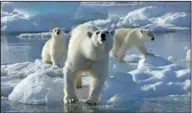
[110,29,115,35]
[87,31,93,38]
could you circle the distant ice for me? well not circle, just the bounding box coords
[87,6,190,32]
[1,54,190,105]
[186,49,190,61]
[1,3,190,33]
[1,2,108,32]
[74,4,108,22]
[17,32,51,40]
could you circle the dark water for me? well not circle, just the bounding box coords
[2,95,190,112]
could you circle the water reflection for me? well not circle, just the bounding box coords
[1,35,46,64]
[2,95,190,112]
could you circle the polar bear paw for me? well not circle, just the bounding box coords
[76,84,82,89]
[64,97,78,104]
[117,58,126,64]
[120,59,126,64]
[85,99,99,105]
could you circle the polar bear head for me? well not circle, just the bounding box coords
[87,29,115,50]
[51,27,67,38]
[140,29,155,41]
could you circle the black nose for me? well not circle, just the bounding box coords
[56,30,60,35]
[151,37,155,41]
[101,33,106,41]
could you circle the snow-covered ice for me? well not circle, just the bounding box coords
[1,60,63,78]
[1,2,108,32]
[1,3,190,33]
[87,6,190,32]
[17,32,51,40]
[1,54,190,105]
[102,55,190,104]
[8,72,64,105]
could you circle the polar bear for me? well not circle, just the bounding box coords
[110,28,155,63]
[42,27,68,67]
[63,24,114,105]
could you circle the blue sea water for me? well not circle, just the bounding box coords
[1,30,190,67]
[1,1,191,113]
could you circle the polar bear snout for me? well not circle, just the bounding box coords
[101,33,106,41]
[56,29,60,35]
[151,36,155,41]
[51,27,67,37]
[100,30,111,42]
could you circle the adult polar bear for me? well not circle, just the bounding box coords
[42,27,68,67]
[63,23,114,105]
[110,28,155,63]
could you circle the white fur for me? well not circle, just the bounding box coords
[41,27,67,67]
[110,28,155,63]
[63,24,114,105]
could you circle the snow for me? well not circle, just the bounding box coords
[1,54,190,105]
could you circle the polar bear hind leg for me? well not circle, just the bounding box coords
[42,53,52,64]
[137,44,154,57]
[76,71,83,89]
[117,44,130,63]
[50,53,60,67]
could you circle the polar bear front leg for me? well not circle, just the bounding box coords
[137,44,154,57]
[86,71,106,105]
[50,52,59,67]
[76,71,82,89]
[63,66,78,104]
[86,63,107,105]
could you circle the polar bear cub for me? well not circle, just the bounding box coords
[42,27,68,67]
[63,23,114,105]
[110,28,155,63]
